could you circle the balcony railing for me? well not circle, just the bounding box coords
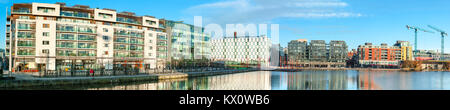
[60,11,92,19]
[57,44,75,48]
[12,9,31,14]
[18,26,33,30]
[18,34,35,39]
[18,43,35,47]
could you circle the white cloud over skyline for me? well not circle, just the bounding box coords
[185,0,363,24]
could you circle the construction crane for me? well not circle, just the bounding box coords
[428,25,447,60]
[406,25,435,52]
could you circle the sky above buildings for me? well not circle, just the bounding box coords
[1,0,450,52]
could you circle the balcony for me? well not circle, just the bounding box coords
[78,28,96,34]
[18,26,34,30]
[57,34,76,40]
[78,43,96,49]
[18,42,35,47]
[77,35,96,41]
[60,11,92,19]
[57,44,75,48]
[77,51,96,57]
[117,17,141,25]
[17,49,35,56]
[17,32,35,39]
[12,9,31,14]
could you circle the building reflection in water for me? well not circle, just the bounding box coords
[85,70,450,90]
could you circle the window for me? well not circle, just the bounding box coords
[150,46,153,50]
[37,7,55,13]
[149,40,152,43]
[103,28,108,32]
[42,49,49,54]
[99,13,112,19]
[148,33,153,37]
[104,51,108,55]
[43,24,50,28]
[104,43,109,47]
[149,53,152,56]
[43,32,49,37]
[43,41,49,45]
[103,36,109,41]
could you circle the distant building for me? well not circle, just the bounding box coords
[394,40,413,61]
[328,40,348,62]
[288,39,308,62]
[286,39,347,67]
[210,33,272,67]
[347,49,357,60]
[308,40,327,62]
[356,43,401,68]
[414,50,450,61]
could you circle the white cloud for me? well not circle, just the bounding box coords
[184,0,362,24]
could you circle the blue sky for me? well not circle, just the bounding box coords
[1,0,450,52]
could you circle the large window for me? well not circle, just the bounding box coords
[57,34,75,40]
[60,11,91,19]
[78,26,95,33]
[17,32,34,39]
[78,35,95,41]
[78,42,96,49]
[56,25,75,32]
[37,7,55,13]
[18,41,34,47]
[17,49,35,56]
[99,13,112,19]
[57,42,75,48]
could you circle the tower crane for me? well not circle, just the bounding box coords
[428,25,447,60]
[406,25,435,52]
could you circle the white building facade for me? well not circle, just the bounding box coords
[210,35,272,67]
[6,3,165,72]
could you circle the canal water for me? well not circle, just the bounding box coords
[9,70,450,90]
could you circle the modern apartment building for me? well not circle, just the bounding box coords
[163,20,210,63]
[287,39,308,62]
[308,40,327,62]
[328,40,348,62]
[287,39,347,63]
[356,43,401,67]
[210,34,272,66]
[394,40,413,61]
[6,3,165,72]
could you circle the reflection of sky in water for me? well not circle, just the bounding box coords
[88,70,450,90]
[17,70,450,90]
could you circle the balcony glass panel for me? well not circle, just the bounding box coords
[60,11,91,19]
[78,35,95,41]
[17,49,35,56]
[57,42,75,48]
[12,8,30,14]
[18,41,35,47]
[78,43,96,49]
[57,34,75,40]
[114,44,128,50]
[114,38,128,43]
[57,25,76,32]
[78,27,95,33]
[114,52,129,57]
[17,32,34,39]
[78,50,96,56]
[57,50,77,56]
[18,23,33,30]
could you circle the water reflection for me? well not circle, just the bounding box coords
[12,70,450,90]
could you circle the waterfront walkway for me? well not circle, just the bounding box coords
[0,69,258,88]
